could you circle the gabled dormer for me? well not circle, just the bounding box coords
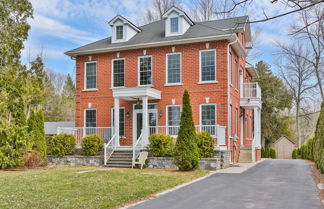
[162,6,194,37]
[109,15,141,43]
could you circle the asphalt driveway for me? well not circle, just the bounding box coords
[129,160,322,209]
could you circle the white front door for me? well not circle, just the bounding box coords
[133,107,157,144]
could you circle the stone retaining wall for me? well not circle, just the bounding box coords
[147,151,230,170]
[48,150,230,170]
[48,155,103,166]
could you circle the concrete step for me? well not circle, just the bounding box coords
[108,160,132,164]
[107,164,132,168]
[238,148,253,163]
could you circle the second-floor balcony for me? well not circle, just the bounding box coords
[240,82,262,109]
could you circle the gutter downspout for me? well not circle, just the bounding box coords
[227,35,239,162]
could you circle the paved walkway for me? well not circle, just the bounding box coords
[129,160,322,209]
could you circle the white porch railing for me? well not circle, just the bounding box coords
[241,82,261,99]
[104,134,117,165]
[149,125,226,146]
[132,130,143,168]
[57,127,114,145]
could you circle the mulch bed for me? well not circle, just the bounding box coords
[308,160,324,205]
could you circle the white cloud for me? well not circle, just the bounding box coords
[29,14,98,44]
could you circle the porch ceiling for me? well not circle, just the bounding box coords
[112,87,161,101]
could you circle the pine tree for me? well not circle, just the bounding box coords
[173,90,199,170]
[62,74,75,98]
[313,102,324,173]
[28,109,47,157]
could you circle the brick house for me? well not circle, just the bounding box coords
[63,7,262,165]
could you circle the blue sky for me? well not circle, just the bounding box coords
[23,0,298,77]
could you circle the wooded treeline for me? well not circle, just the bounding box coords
[0,0,75,168]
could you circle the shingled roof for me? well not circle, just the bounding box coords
[65,16,250,57]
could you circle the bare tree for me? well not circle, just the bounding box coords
[144,0,182,23]
[190,0,215,21]
[276,43,317,147]
[216,0,323,24]
[291,5,324,99]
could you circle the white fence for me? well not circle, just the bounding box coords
[57,127,114,145]
[149,125,226,146]
[241,82,261,99]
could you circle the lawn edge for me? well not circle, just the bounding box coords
[119,170,215,209]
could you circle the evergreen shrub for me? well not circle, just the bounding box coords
[81,135,103,156]
[148,134,174,157]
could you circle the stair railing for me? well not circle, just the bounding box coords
[132,130,143,168]
[104,134,117,166]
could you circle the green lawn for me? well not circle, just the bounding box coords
[0,167,209,209]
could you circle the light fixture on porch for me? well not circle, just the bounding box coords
[135,98,141,109]
[159,110,163,118]
[126,111,130,118]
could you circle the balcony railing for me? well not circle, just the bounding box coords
[149,125,226,146]
[57,127,114,145]
[241,82,261,99]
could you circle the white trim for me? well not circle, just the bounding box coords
[66,34,238,56]
[199,103,217,127]
[132,103,158,144]
[138,55,153,86]
[111,107,125,137]
[165,52,182,85]
[199,49,217,83]
[111,58,125,88]
[166,104,182,126]
[84,61,97,90]
[84,108,97,127]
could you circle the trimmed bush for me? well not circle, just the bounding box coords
[173,90,200,171]
[292,149,298,159]
[23,151,42,168]
[81,135,103,156]
[299,137,314,161]
[195,132,214,158]
[313,102,324,173]
[47,134,76,157]
[261,147,276,159]
[148,134,174,157]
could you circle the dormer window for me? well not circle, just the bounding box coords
[162,6,194,37]
[109,15,141,44]
[116,25,123,40]
[170,17,179,33]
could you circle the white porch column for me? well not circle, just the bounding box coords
[142,96,149,147]
[257,108,262,147]
[114,98,120,146]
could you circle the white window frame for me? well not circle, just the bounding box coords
[84,61,97,91]
[199,103,217,126]
[229,104,232,137]
[166,105,181,136]
[116,25,124,40]
[138,55,153,86]
[111,107,125,137]
[84,108,97,127]
[199,49,217,84]
[111,58,125,88]
[170,17,179,33]
[165,52,182,86]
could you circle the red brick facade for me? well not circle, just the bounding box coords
[75,36,255,162]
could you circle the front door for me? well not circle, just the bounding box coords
[133,106,158,144]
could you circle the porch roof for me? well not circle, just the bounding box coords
[112,87,161,100]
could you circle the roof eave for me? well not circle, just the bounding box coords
[65,34,241,57]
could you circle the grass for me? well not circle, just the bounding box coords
[0,167,209,209]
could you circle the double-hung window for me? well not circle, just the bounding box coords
[116,25,123,40]
[166,53,181,84]
[85,109,96,127]
[112,59,125,87]
[85,62,96,89]
[138,56,152,86]
[170,17,179,33]
[200,49,216,82]
[200,104,216,136]
[112,108,125,137]
[229,53,232,85]
[167,105,181,136]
